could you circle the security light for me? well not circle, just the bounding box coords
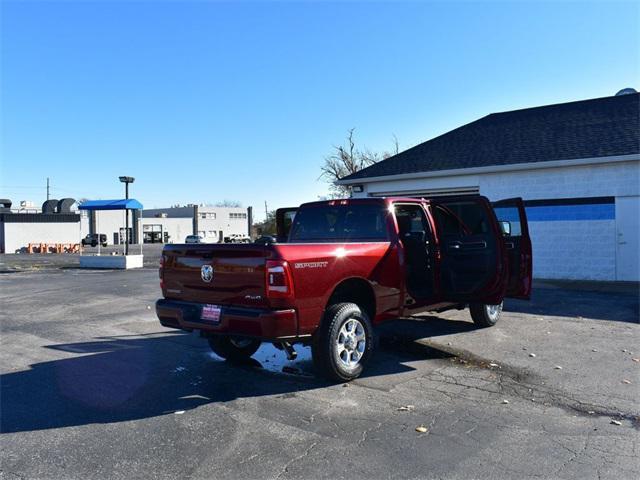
[118,176,135,255]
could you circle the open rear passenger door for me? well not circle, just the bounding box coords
[431,196,507,303]
[491,198,532,299]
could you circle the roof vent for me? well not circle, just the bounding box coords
[57,198,76,213]
[42,199,59,214]
[615,88,637,96]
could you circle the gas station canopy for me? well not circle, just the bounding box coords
[79,199,143,211]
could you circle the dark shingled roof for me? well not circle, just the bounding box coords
[341,92,640,181]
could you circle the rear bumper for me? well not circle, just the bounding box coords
[155,298,298,340]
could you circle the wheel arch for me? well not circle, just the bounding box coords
[325,277,376,321]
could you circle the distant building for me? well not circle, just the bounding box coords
[0,198,81,253]
[0,199,254,252]
[338,91,640,281]
[87,205,253,245]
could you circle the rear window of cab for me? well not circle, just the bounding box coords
[288,204,390,243]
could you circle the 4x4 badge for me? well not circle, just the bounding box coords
[201,264,214,283]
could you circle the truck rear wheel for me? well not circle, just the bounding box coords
[470,302,503,327]
[208,336,261,361]
[312,302,374,382]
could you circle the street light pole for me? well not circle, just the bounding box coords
[119,176,135,255]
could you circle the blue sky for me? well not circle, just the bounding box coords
[1,0,638,220]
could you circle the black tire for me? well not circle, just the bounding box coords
[90,241,97,247]
[312,302,375,382]
[208,336,261,361]
[470,302,503,327]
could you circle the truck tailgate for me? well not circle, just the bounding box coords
[161,244,269,307]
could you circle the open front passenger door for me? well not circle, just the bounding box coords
[491,198,532,299]
[431,196,507,303]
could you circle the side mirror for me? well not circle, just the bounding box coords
[500,221,511,236]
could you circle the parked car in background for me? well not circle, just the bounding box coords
[81,234,107,247]
[157,196,532,381]
[254,235,276,245]
[224,234,251,243]
[184,235,204,244]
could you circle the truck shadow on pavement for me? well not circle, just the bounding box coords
[503,284,640,324]
[0,331,451,434]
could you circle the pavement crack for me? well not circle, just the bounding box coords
[357,421,383,447]
[275,441,318,479]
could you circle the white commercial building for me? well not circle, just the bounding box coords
[141,205,252,244]
[0,198,82,254]
[339,92,640,281]
[0,213,81,254]
[85,205,253,245]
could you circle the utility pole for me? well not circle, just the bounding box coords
[264,201,268,220]
[46,177,50,201]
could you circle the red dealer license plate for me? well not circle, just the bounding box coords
[201,304,222,324]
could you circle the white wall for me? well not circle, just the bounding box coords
[357,173,480,198]
[480,161,638,281]
[88,210,140,245]
[353,159,640,281]
[528,220,616,281]
[3,222,81,253]
[354,160,639,200]
[141,217,192,244]
[479,161,639,200]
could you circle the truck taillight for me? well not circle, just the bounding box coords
[266,260,294,298]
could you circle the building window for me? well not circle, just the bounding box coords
[229,212,247,219]
[200,212,216,219]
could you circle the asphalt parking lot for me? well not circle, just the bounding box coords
[1,256,638,479]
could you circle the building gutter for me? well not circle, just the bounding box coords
[336,153,640,185]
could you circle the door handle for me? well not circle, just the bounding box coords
[461,241,487,250]
[505,242,515,250]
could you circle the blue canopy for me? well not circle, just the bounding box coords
[79,199,143,211]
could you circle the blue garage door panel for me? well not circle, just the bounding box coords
[523,197,615,221]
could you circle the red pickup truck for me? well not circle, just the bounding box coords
[156,196,531,381]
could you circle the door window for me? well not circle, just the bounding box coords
[433,201,490,236]
[395,204,429,236]
[493,206,522,236]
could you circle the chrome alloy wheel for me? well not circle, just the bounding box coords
[486,303,502,320]
[336,318,366,368]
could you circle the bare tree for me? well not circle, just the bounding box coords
[253,210,276,236]
[320,129,399,198]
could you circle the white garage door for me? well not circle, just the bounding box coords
[368,186,479,198]
[616,196,640,281]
